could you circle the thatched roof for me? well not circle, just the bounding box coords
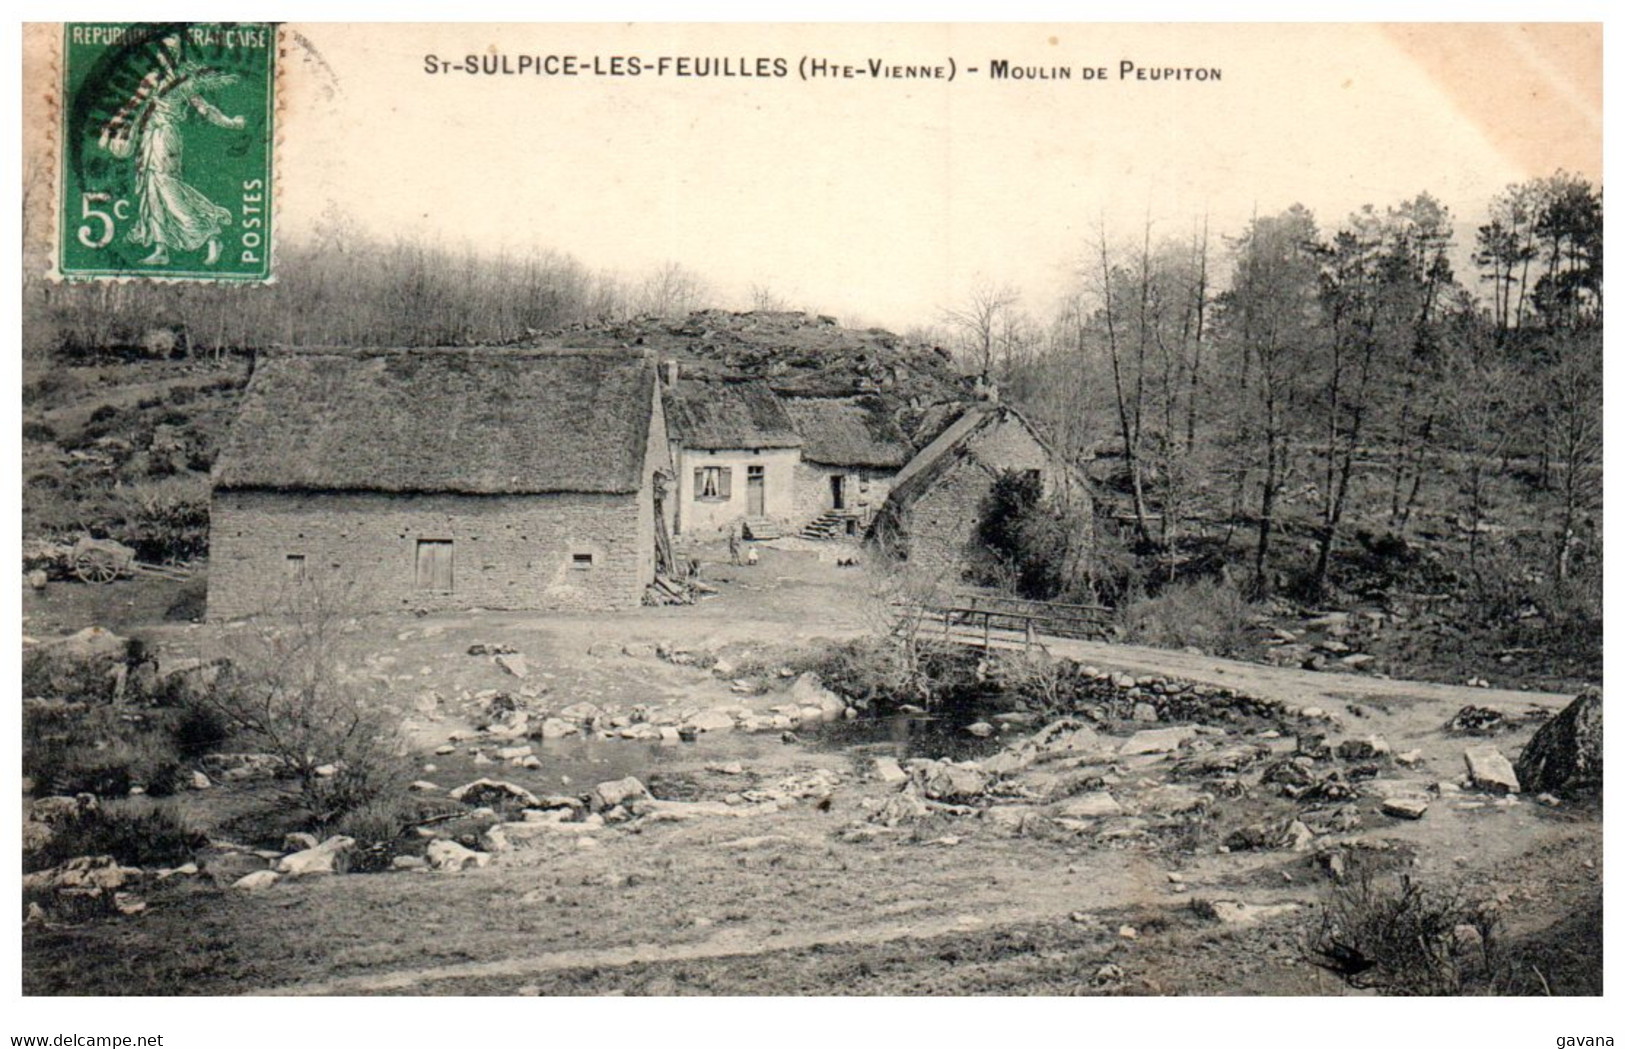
[214,346,658,495]
[664,379,802,450]
[781,396,912,469]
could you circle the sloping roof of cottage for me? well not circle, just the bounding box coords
[213,346,659,495]
[780,396,912,469]
[664,379,802,450]
[880,402,1061,514]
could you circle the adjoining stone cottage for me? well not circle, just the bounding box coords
[869,399,1091,577]
[780,395,913,539]
[662,371,803,538]
[207,346,672,619]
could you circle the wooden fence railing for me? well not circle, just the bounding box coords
[894,591,1114,653]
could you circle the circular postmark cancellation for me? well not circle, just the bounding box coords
[58,22,276,282]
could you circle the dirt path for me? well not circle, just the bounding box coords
[1034,636,1576,714]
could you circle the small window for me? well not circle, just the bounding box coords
[1024,468,1043,488]
[571,553,594,571]
[415,539,454,591]
[747,464,764,478]
[695,465,732,501]
[284,554,306,582]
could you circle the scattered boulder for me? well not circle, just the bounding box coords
[590,776,650,812]
[966,721,995,738]
[1335,735,1391,762]
[1197,900,1301,927]
[1050,791,1124,820]
[539,717,577,740]
[1381,797,1429,820]
[1118,726,1197,756]
[683,709,737,734]
[232,870,280,892]
[1463,746,1521,794]
[918,762,990,801]
[1515,687,1601,799]
[1448,705,1509,736]
[23,855,140,896]
[275,836,355,877]
[281,832,320,853]
[872,756,909,786]
[787,673,848,722]
[494,653,530,679]
[426,840,490,872]
[449,778,541,807]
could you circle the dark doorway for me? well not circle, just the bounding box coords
[830,473,846,510]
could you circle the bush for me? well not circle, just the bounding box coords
[1306,869,1499,995]
[973,470,1095,599]
[194,582,410,826]
[26,798,207,873]
[800,636,979,714]
[22,420,57,443]
[22,646,123,704]
[331,798,425,872]
[24,703,187,798]
[1115,578,1254,657]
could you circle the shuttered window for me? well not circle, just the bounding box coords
[695,466,732,500]
[415,539,454,591]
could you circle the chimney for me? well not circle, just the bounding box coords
[662,359,680,386]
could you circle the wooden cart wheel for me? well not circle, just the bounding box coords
[74,549,120,584]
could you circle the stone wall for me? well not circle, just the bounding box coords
[900,412,1056,578]
[793,461,896,530]
[208,489,648,619]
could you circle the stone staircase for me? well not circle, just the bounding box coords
[741,517,783,540]
[800,510,861,540]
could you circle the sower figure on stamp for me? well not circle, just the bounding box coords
[99,34,244,267]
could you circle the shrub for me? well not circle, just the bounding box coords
[168,701,232,760]
[194,582,410,825]
[1115,578,1254,657]
[22,420,57,443]
[973,470,1095,599]
[22,646,123,704]
[24,703,187,798]
[1306,868,1499,995]
[801,636,978,714]
[26,798,207,872]
[331,798,423,872]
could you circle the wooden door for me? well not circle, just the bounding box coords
[747,465,765,516]
[415,540,454,590]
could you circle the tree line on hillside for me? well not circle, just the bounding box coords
[21,203,714,357]
[936,173,1600,626]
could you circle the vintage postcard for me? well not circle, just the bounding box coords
[13,17,1606,1036]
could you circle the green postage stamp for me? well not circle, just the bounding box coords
[58,23,275,282]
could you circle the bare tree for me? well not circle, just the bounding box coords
[941,279,1020,381]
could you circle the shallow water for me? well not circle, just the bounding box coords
[800,714,1015,763]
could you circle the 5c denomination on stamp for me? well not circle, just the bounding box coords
[58,22,275,282]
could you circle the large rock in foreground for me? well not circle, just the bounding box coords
[1516,687,1602,799]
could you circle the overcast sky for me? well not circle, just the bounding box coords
[34,22,1600,331]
